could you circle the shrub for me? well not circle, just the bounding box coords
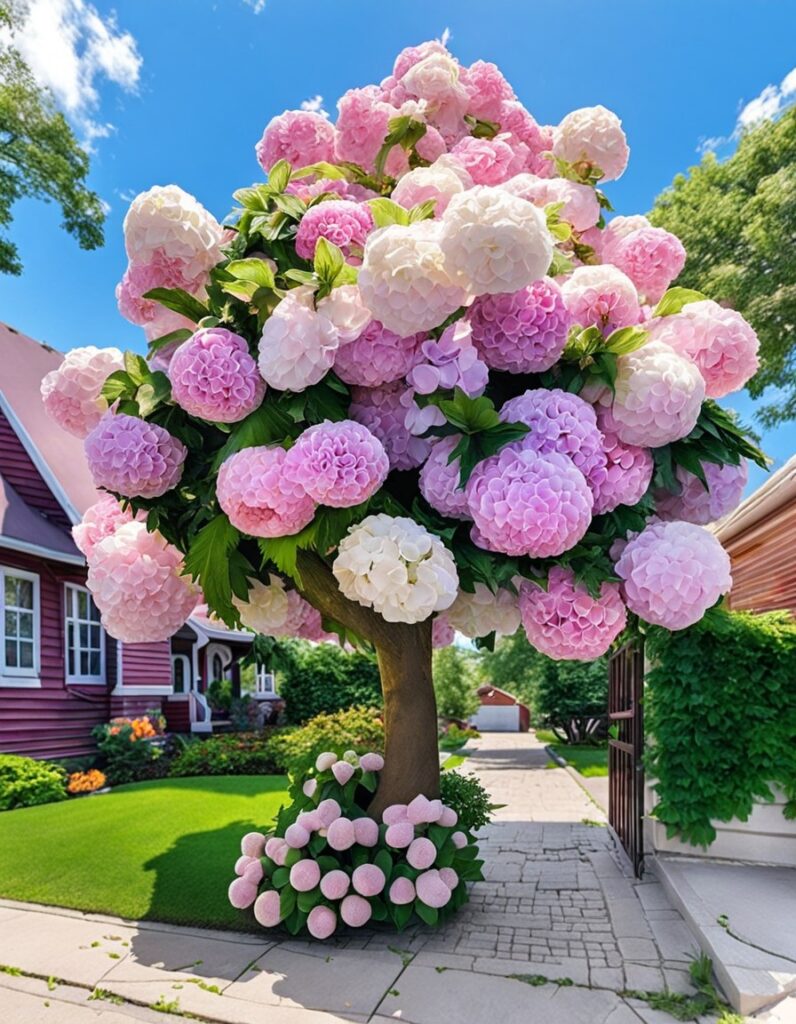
[265,706,384,777]
[646,608,796,846]
[277,641,382,725]
[230,695,262,732]
[535,656,608,744]
[0,754,66,811]
[93,715,165,785]
[226,749,484,937]
[207,679,233,715]
[438,723,480,752]
[439,769,496,832]
[169,732,279,777]
[67,769,107,794]
[433,646,481,720]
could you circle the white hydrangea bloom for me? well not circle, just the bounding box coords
[438,186,553,295]
[445,583,521,639]
[233,575,290,634]
[123,185,224,279]
[333,514,459,624]
[552,105,630,182]
[316,285,372,344]
[258,286,342,392]
[358,221,469,337]
[391,161,472,215]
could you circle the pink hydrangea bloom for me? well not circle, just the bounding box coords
[439,867,459,890]
[408,321,489,398]
[116,254,206,328]
[359,752,385,772]
[611,340,705,447]
[228,877,257,910]
[332,760,355,785]
[502,174,600,232]
[327,817,356,851]
[382,804,409,825]
[283,420,388,509]
[407,836,437,869]
[463,60,515,121]
[234,855,254,876]
[216,446,316,538]
[315,285,372,345]
[87,522,197,643]
[290,859,321,892]
[392,40,450,80]
[295,200,374,261]
[84,413,186,499]
[389,877,416,905]
[392,162,472,216]
[307,905,337,940]
[258,286,343,392]
[243,861,264,885]
[286,177,377,203]
[601,215,652,258]
[352,863,386,897]
[316,798,342,826]
[497,101,548,172]
[419,436,470,520]
[284,823,310,849]
[591,408,654,515]
[615,520,732,630]
[432,614,455,648]
[241,832,266,857]
[123,185,223,280]
[449,135,525,185]
[335,86,408,177]
[320,870,350,900]
[265,836,286,860]
[316,752,337,772]
[416,869,452,909]
[349,381,431,470]
[406,794,436,825]
[468,278,572,374]
[645,300,760,399]
[452,831,467,849]
[72,494,141,559]
[254,890,282,928]
[385,821,414,848]
[553,105,629,182]
[466,448,593,557]
[41,346,125,439]
[520,567,627,661]
[302,778,317,798]
[656,460,748,525]
[255,110,336,171]
[353,817,379,847]
[275,589,329,642]
[340,894,372,928]
[297,810,321,831]
[561,265,641,335]
[500,388,608,495]
[169,328,265,423]
[333,320,424,388]
[439,806,458,827]
[603,226,686,304]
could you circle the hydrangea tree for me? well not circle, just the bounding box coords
[43,39,765,819]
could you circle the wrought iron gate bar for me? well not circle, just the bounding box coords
[607,640,645,877]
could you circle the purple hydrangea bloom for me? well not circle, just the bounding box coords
[590,407,654,515]
[283,419,389,508]
[349,381,431,470]
[169,327,265,423]
[84,413,186,499]
[333,320,424,388]
[407,320,489,397]
[655,459,748,525]
[418,436,471,520]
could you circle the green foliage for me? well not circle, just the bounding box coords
[169,732,278,777]
[0,3,106,274]
[438,723,480,752]
[0,754,66,811]
[535,655,608,745]
[432,645,480,720]
[624,953,743,1024]
[92,722,162,786]
[645,609,796,846]
[276,640,381,724]
[265,706,384,776]
[206,678,233,715]
[650,106,796,425]
[439,769,496,832]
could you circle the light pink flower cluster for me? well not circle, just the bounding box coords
[258,285,343,392]
[419,436,470,520]
[645,300,760,399]
[520,567,627,661]
[333,320,424,387]
[465,448,593,557]
[283,419,389,508]
[407,321,489,397]
[432,614,455,648]
[349,381,431,470]
[467,278,572,374]
[462,60,515,121]
[255,110,336,172]
[615,520,732,630]
[391,161,472,215]
[116,253,205,329]
[294,200,374,261]
[561,265,641,334]
[655,459,748,525]
[285,176,377,203]
[41,346,124,438]
[590,408,654,515]
[216,446,316,538]
[449,135,525,185]
[84,413,186,498]
[335,86,409,176]
[503,174,600,232]
[602,225,686,304]
[446,583,521,639]
[552,105,630,181]
[72,495,141,560]
[169,328,265,423]
[87,522,198,643]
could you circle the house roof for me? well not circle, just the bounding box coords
[476,684,528,708]
[0,321,101,523]
[0,473,83,565]
[189,604,254,645]
[712,455,796,544]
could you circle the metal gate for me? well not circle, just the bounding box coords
[608,641,645,876]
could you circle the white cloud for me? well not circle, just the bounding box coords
[440,27,451,46]
[1,0,142,144]
[242,0,266,12]
[698,66,796,154]
[300,94,327,116]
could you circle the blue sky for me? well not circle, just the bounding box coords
[1,0,794,490]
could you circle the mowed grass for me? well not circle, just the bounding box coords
[0,775,288,930]
[535,729,609,778]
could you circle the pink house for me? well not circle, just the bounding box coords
[0,322,261,759]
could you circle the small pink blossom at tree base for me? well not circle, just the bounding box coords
[353,817,379,847]
[265,836,287,860]
[290,859,321,892]
[452,831,468,849]
[561,265,641,335]
[255,110,336,171]
[407,836,437,869]
[520,567,627,661]
[84,413,186,499]
[385,822,414,849]
[320,870,350,901]
[340,894,373,928]
[294,200,374,261]
[72,495,141,559]
[359,753,385,772]
[216,446,316,538]
[655,460,748,525]
[315,753,338,772]
[389,877,416,905]
[243,861,264,885]
[352,863,386,897]
[41,346,124,438]
[416,869,452,908]
[382,804,409,825]
[283,420,388,509]
[333,320,424,388]
[228,877,258,910]
[327,817,357,851]
[168,328,265,423]
[553,105,630,182]
[234,855,255,875]
[284,823,311,849]
[439,867,460,890]
[302,779,318,798]
[439,806,458,827]
[614,520,732,630]
[307,905,337,940]
[254,890,282,928]
[241,832,266,858]
[332,761,355,786]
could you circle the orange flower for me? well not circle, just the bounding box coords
[67,769,107,794]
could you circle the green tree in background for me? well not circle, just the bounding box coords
[650,107,796,426]
[477,630,542,709]
[0,1,105,274]
[535,656,608,745]
[432,645,480,721]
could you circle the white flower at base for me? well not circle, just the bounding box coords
[233,575,290,634]
[445,584,521,639]
[333,514,459,623]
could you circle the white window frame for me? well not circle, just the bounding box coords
[64,583,105,685]
[0,566,41,687]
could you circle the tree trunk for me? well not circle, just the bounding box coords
[295,551,440,813]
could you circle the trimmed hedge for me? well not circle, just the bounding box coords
[0,754,66,811]
[169,732,279,777]
[265,706,384,776]
[278,641,382,725]
[646,609,796,846]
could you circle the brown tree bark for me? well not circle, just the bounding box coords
[295,550,440,813]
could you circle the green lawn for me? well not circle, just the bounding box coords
[535,729,609,778]
[0,775,288,930]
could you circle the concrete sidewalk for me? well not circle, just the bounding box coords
[0,734,772,1023]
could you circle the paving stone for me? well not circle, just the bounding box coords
[617,937,661,962]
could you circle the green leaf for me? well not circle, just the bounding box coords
[147,328,193,356]
[297,888,322,913]
[414,901,438,927]
[272,867,290,889]
[211,404,294,471]
[464,114,500,139]
[257,519,318,584]
[124,350,149,383]
[101,370,136,404]
[392,901,414,931]
[374,848,393,879]
[142,287,209,323]
[267,159,292,193]
[136,371,171,417]
[314,237,346,286]
[290,161,349,182]
[548,250,575,276]
[374,115,427,179]
[183,515,243,626]
[367,197,410,228]
[653,287,707,318]
[604,326,649,356]
[233,184,274,212]
[407,199,437,223]
[279,886,297,918]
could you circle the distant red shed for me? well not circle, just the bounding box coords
[472,685,530,732]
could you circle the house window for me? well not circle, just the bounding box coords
[65,584,104,683]
[1,567,40,684]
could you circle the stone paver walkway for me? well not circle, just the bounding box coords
[0,733,774,1023]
